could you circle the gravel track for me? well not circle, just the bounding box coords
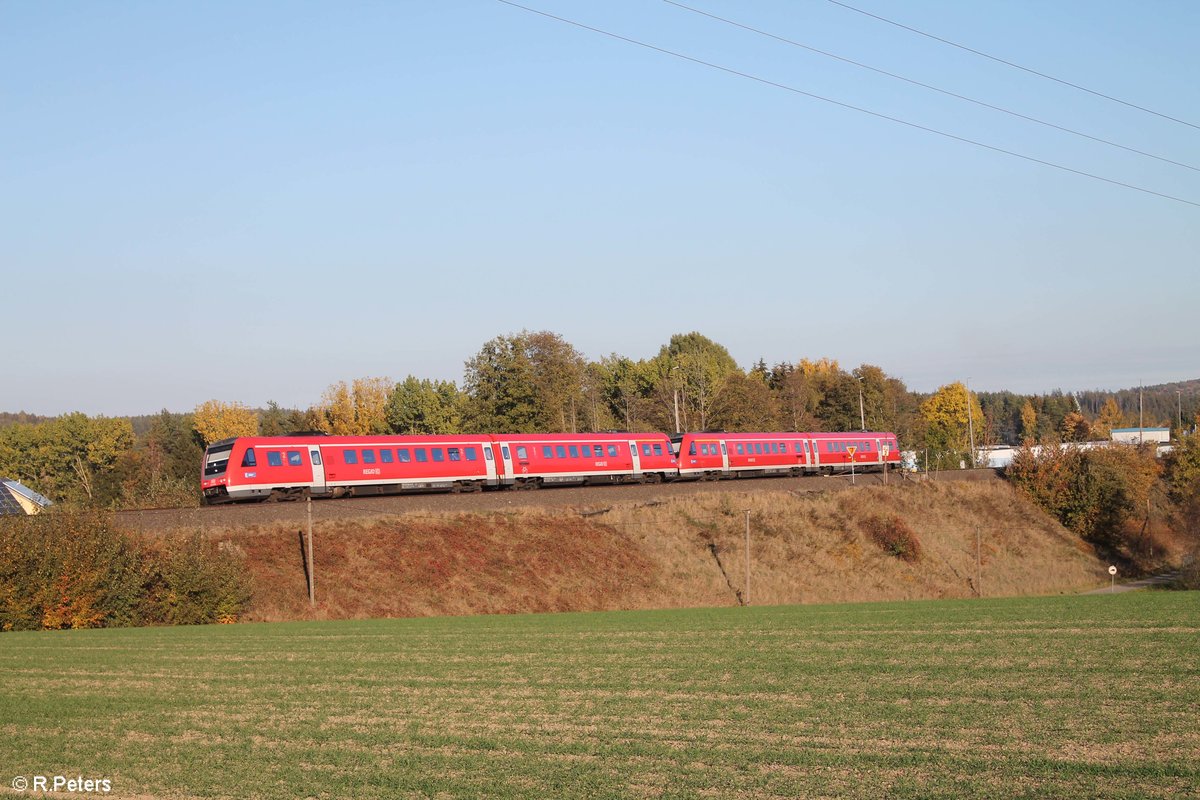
[116,469,1000,533]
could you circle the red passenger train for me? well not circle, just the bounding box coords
[201,429,900,504]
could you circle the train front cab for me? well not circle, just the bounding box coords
[201,437,331,503]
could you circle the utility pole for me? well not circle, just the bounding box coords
[1139,384,1144,445]
[858,381,866,430]
[1178,390,1183,437]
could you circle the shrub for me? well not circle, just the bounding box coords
[142,535,251,625]
[1007,443,1160,549]
[0,512,250,631]
[862,515,923,562]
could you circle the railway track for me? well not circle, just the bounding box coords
[114,468,1001,533]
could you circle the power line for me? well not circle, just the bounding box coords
[494,1,1200,209]
[664,0,1200,173]
[825,0,1200,132]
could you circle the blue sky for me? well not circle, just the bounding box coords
[3,1,1197,416]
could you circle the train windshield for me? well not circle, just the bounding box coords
[204,443,233,476]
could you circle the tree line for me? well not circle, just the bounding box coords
[1,330,1196,510]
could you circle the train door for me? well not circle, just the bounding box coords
[499,445,514,484]
[482,444,498,485]
[628,441,642,477]
[309,447,327,494]
[811,439,820,469]
[719,441,730,473]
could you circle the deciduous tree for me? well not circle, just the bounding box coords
[193,400,259,446]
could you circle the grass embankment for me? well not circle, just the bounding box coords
[2,593,1196,799]
[209,481,1107,622]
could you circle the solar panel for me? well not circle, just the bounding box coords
[0,485,24,516]
[0,479,52,515]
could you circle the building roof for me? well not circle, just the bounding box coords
[1111,427,1170,433]
[0,479,53,516]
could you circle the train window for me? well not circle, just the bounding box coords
[736,444,744,454]
[465,447,477,461]
[380,449,394,463]
[362,450,376,464]
[653,443,663,456]
[448,447,461,461]
[415,448,428,463]
[267,451,283,467]
[542,446,553,458]
[641,443,652,456]
[311,450,322,465]
[607,445,618,457]
[688,442,697,455]
[241,449,257,467]
[343,449,358,464]
[593,445,603,457]
[569,446,579,458]
[432,448,444,462]
[556,445,567,458]
[287,451,303,466]
[516,446,528,460]
[501,446,510,460]
[483,447,493,461]
[863,442,871,451]
[398,448,411,463]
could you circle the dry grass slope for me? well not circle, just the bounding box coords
[193,480,1108,623]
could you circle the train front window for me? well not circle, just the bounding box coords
[241,449,257,468]
[204,444,233,476]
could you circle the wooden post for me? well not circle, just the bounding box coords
[975,527,982,598]
[307,496,315,607]
[744,509,751,606]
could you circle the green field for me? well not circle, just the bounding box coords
[2,593,1197,799]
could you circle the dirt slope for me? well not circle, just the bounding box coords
[187,479,1107,623]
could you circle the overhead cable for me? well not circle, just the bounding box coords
[826,0,1200,131]
[494,0,1200,209]
[664,0,1199,172]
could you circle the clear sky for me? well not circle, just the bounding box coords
[3,0,1197,416]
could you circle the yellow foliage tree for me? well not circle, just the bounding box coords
[193,400,259,446]
[313,377,392,435]
[919,382,985,467]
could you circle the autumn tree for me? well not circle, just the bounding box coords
[918,382,984,468]
[385,377,463,434]
[0,414,135,505]
[193,400,259,446]
[311,378,392,435]
[1019,399,1038,443]
[1092,397,1124,439]
[1060,411,1092,442]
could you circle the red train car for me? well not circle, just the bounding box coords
[674,431,901,479]
[201,434,499,503]
[490,432,676,487]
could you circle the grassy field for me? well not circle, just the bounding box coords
[2,593,1197,799]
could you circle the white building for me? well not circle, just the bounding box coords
[1110,427,1170,445]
